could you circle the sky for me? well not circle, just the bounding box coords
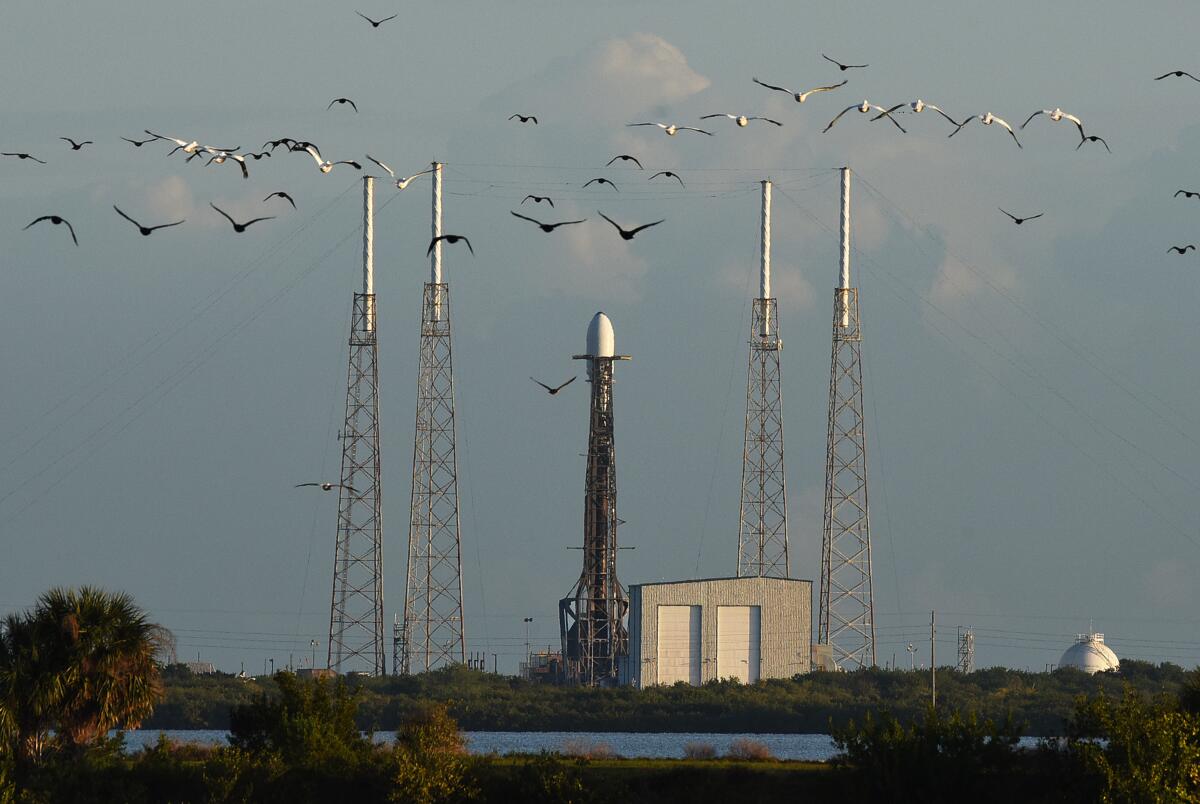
[3,0,1200,676]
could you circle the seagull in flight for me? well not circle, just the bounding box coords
[1155,70,1200,82]
[263,191,296,208]
[23,215,78,245]
[700,113,782,128]
[296,482,357,492]
[327,97,358,112]
[364,155,432,188]
[356,11,396,27]
[1,151,46,164]
[210,203,274,233]
[752,77,847,103]
[60,137,93,150]
[510,211,587,232]
[649,171,685,187]
[824,101,907,133]
[1076,134,1111,153]
[427,234,474,256]
[999,208,1042,225]
[949,113,1021,148]
[1175,190,1200,199]
[583,177,619,191]
[205,150,249,179]
[606,154,643,169]
[522,195,554,206]
[1168,244,1196,253]
[823,54,868,71]
[1020,108,1085,137]
[873,100,960,128]
[626,122,713,136]
[531,376,576,395]
[113,205,184,236]
[509,114,538,124]
[144,130,211,155]
[303,144,361,174]
[598,211,664,241]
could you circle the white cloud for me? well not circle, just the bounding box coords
[930,253,1018,309]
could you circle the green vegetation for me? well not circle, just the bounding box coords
[148,659,1193,735]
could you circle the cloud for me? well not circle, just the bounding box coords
[929,252,1018,309]
[552,212,650,301]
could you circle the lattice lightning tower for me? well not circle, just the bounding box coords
[737,180,790,578]
[818,167,877,669]
[327,176,386,675]
[400,162,467,673]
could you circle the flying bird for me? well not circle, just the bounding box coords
[144,130,209,155]
[508,114,538,124]
[263,191,296,208]
[1155,70,1200,82]
[355,11,396,27]
[699,113,782,127]
[752,77,847,102]
[60,137,93,150]
[121,135,157,147]
[824,101,907,133]
[598,211,664,241]
[873,99,960,127]
[264,137,298,152]
[649,170,685,187]
[823,54,868,71]
[205,150,249,179]
[1,151,46,164]
[1020,108,1085,137]
[531,376,576,395]
[626,122,713,136]
[427,234,473,256]
[583,177,619,191]
[1076,134,1111,153]
[303,144,361,173]
[1168,245,1196,253]
[210,203,274,233]
[522,195,554,206]
[365,155,433,188]
[510,211,586,232]
[113,205,184,236]
[606,154,643,169]
[1174,190,1200,199]
[949,113,1022,148]
[999,208,1043,225]
[23,215,77,245]
[295,482,357,492]
[327,97,358,112]
[243,151,272,161]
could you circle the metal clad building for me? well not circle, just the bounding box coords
[624,577,811,687]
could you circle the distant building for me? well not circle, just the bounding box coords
[184,661,217,675]
[522,650,564,684]
[1059,632,1120,674]
[622,576,812,687]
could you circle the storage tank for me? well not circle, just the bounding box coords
[1059,632,1119,674]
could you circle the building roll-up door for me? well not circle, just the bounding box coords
[657,605,701,685]
[716,605,761,683]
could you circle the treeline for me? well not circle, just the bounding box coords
[147,658,1193,735]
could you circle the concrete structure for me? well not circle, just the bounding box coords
[623,576,811,687]
[1059,632,1120,674]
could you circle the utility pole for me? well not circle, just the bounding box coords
[931,610,936,708]
[907,643,915,670]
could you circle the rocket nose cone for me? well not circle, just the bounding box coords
[587,312,615,357]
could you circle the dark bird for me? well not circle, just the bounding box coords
[1155,70,1200,82]
[1,152,46,164]
[296,482,357,492]
[531,376,576,395]
[949,113,1021,148]
[243,151,272,161]
[509,114,538,124]
[583,177,619,191]
[598,211,664,241]
[427,234,474,256]
[606,154,643,169]
[1175,190,1200,199]
[823,54,868,71]
[113,205,184,236]
[23,215,77,245]
[824,101,907,133]
[752,77,847,102]
[700,113,782,127]
[1076,134,1111,153]
[60,137,93,150]
[649,170,685,187]
[264,191,297,208]
[264,137,297,151]
[626,122,713,136]
[121,135,158,147]
[1168,245,1196,253]
[210,203,274,233]
[509,211,586,232]
[999,208,1043,225]
[522,195,554,207]
[356,11,397,27]
[327,97,358,112]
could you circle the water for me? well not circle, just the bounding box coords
[120,730,844,761]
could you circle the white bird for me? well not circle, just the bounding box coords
[304,144,362,174]
[699,113,782,127]
[949,113,1022,148]
[145,130,201,155]
[1020,108,1085,136]
[365,155,434,189]
[824,101,907,133]
[873,99,960,128]
[626,122,714,136]
[204,148,249,179]
[752,77,847,103]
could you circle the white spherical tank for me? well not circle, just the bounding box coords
[586,312,615,357]
[1059,632,1119,674]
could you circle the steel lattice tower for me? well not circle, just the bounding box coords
[400,163,466,673]
[957,627,975,674]
[819,167,877,669]
[737,180,790,578]
[328,177,386,675]
[560,313,630,686]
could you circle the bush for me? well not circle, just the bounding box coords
[562,739,618,760]
[725,738,773,761]
[390,703,475,804]
[682,741,716,760]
